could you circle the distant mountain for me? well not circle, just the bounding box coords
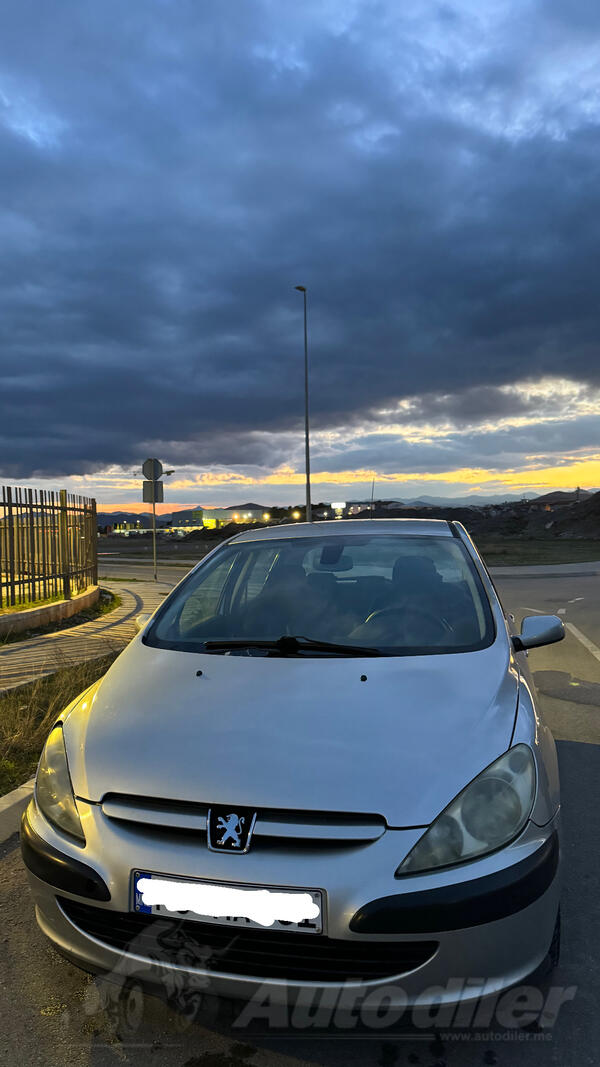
[98,506,208,526]
[349,493,541,507]
[223,502,270,511]
[97,511,152,527]
[97,490,597,530]
[401,493,540,507]
[532,489,594,505]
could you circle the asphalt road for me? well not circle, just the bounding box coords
[494,571,600,745]
[1,560,598,1065]
[98,559,194,584]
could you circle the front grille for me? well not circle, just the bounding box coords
[60,899,438,982]
[101,794,386,845]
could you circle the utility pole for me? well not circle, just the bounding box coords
[295,285,312,522]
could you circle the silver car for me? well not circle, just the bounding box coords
[22,519,564,1013]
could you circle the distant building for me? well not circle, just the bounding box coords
[164,525,203,537]
[113,520,146,535]
[202,504,271,529]
[166,508,204,529]
[330,501,348,519]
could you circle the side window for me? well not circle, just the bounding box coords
[178,555,237,634]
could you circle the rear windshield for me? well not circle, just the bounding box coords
[144,534,495,656]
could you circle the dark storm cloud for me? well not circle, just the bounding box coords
[311,412,600,477]
[366,385,539,427]
[1,0,600,479]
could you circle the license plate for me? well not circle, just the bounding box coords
[132,870,323,934]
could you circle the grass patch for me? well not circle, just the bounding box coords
[0,588,121,646]
[101,575,143,582]
[0,653,119,795]
[91,589,122,618]
[0,593,64,615]
[477,539,600,566]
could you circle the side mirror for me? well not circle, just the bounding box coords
[513,614,565,652]
[135,612,152,633]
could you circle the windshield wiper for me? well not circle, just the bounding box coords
[202,635,383,657]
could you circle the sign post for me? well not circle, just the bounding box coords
[142,459,164,581]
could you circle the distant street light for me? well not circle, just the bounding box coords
[295,285,312,522]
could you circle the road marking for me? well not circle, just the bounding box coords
[558,608,566,615]
[566,623,600,664]
[522,606,545,614]
[568,597,585,603]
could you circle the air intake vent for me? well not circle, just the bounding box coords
[60,899,438,982]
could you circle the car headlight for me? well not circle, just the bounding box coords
[35,725,84,842]
[396,744,536,876]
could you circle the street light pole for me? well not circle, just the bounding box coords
[295,285,312,522]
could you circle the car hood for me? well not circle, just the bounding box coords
[64,637,519,827]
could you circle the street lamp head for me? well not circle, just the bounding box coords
[295,285,306,292]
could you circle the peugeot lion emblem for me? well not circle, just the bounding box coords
[207,807,257,853]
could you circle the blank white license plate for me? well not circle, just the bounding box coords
[132,870,323,934]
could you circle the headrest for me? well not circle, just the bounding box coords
[264,563,307,588]
[307,570,336,588]
[392,555,441,587]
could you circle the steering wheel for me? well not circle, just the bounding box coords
[361,604,455,639]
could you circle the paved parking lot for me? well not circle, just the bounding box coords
[1,561,598,1065]
[494,569,600,745]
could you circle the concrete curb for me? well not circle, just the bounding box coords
[0,586,100,638]
[0,778,34,843]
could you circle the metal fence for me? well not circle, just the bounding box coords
[0,486,98,610]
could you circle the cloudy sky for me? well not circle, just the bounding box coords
[2,0,600,511]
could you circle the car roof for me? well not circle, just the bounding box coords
[229,518,453,543]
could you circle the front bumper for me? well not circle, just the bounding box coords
[21,799,560,1010]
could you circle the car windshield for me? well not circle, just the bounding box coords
[144,533,495,656]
